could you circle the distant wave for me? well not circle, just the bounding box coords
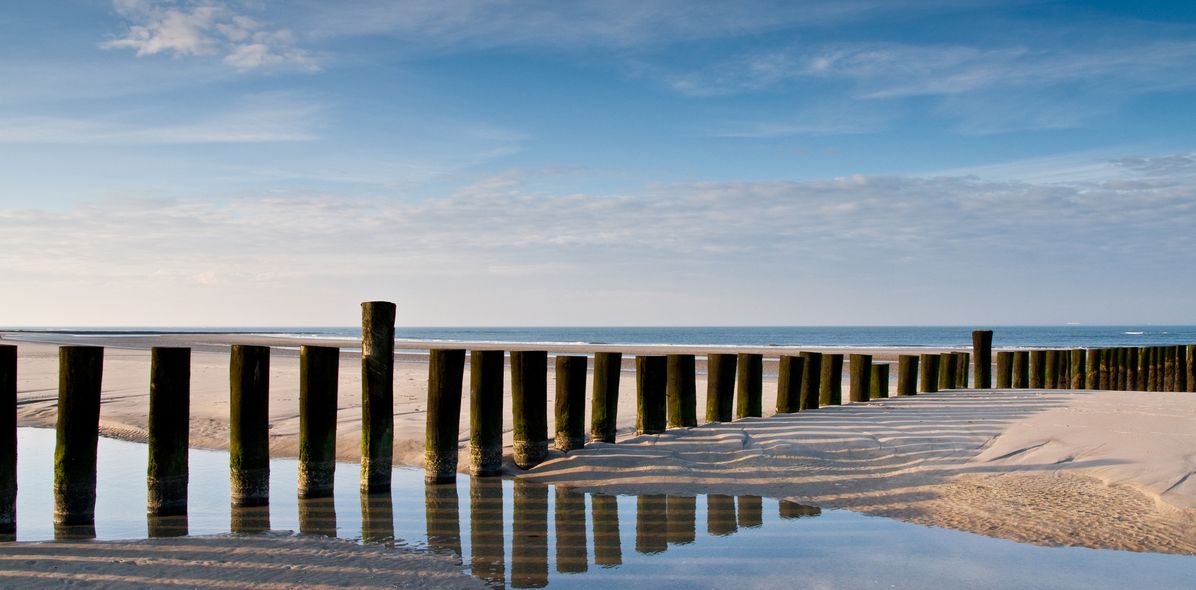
[1123,331,1145,335]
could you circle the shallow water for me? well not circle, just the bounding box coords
[8,428,1196,589]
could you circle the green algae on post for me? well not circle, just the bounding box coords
[298,345,338,499]
[148,346,191,515]
[54,346,103,531]
[590,352,622,443]
[360,301,395,493]
[554,355,588,451]
[230,344,269,507]
[470,350,504,476]
[1070,349,1087,389]
[919,353,939,393]
[511,350,549,469]
[425,349,466,483]
[1029,350,1046,389]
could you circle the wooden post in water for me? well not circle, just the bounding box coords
[554,355,587,451]
[870,363,890,399]
[298,346,338,499]
[54,346,103,534]
[735,353,763,419]
[1029,350,1046,389]
[938,352,956,390]
[919,354,939,393]
[1044,350,1058,389]
[973,330,993,389]
[230,345,269,507]
[775,355,804,413]
[706,353,737,421]
[799,352,822,409]
[590,352,621,443]
[425,349,465,483]
[820,353,844,405]
[848,354,872,403]
[148,347,190,515]
[995,351,1013,388]
[897,355,918,396]
[511,351,548,469]
[637,356,667,434]
[955,352,970,388]
[360,301,395,493]
[0,345,16,536]
[1070,349,1086,389]
[666,354,697,428]
[470,351,504,476]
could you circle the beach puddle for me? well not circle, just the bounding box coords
[7,427,1196,589]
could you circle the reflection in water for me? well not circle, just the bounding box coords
[512,480,549,589]
[360,492,394,547]
[554,488,587,573]
[738,495,763,529]
[666,495,696,545]
[53,523,96,541]
[229,504,269,534]
[635,495,668,555]
[779,500,822,519]
[470,477,505,587]
[591,493,622,567]
[298,496,337,537]
[707,494,738,536]
[426,481,462,557]
[147,513,189,538]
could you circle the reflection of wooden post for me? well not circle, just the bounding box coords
[799,352,822,409]
[0,345,12,537]
[148,347,190,516]
[230,345,270,508]
[870,363,890,399]
[972,330,993,388]
[779,500,821,519]
[470,351,504,476]
[360,491,395,546]
[469,477,505,586]
[735,353,763,418]
[360,301,395,493]
[706,494,737,536]
[555,487,588,573]
[298,345,337,499]
[554,355,587,451]
[820,354,844,406]
[919,354,939,393]
[938,352,957,390]
[229,504,270,534]
[666,495,696,545]
[637,356,667,434]
[705,354,737,422]
[737,495,763,528]
[54,346,103,533]
[512,480,549,588]
[635,495,668,554]
[425,481,462,557]
[667,354,697,427]
[146,513,188,538]
[896,355,918,396]
[592,493,622,566]
[848,354,872,403]
[590,352,621,443]
[776,355,804,412]
[512,351,548,469]
[995,352,1013,388]
[297,496,336,537]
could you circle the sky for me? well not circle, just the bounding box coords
[1,0,1195,327]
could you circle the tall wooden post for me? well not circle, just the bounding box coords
[1117,348,1129,390]
[1175,346,1188,392]
[511,351,548,469]
[820,354,844,405]
[426,349,465,483]
[775,355,804,413]
[470,351,504,476]
[995,351,1013,388]
[54,346,104,533]
[1070,349,1086,389]
[919,354,939,393]
[590,352,621,443]
[1044,350,1058,389]
[848,354,872,403]
[1012,350,1029,388]
[636,356,667,434]
[230,345,269,507]
[799,352,822,409]
[1126,348,1139,391]
[870,363,890,399]
[1087,349,1101,390]
[1029,350,1046,389]
[706,353,737,422]
[972,330,993,388]
[735,353,763,418]
[938,352,956,390]
[1099,348,1111,390]
[666,354,697,427]
[148,347,190,515]
[554,355,587,451]
[0,345,16,536]
[360,301,395,493]
[955,352,970,388]
[298,345,337,499]
[896,355,918,396]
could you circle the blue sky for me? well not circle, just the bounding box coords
[1,0,1195,326]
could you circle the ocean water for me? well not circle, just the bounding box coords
[9,325,1196,349]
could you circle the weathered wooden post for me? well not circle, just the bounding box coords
[1044,350,1058,389]
[590,352,621,443]
[870,363,890,399]
[1187,345,1196,393]
[592,493,623,566]
[511,351,548,469]
[1070,349,1086,389]
[799,352,822,409]
[820,353,844,405]
[635,494,668,554]
[938,352,956,390]
[470,351,504,476]
[298,345,337,499]
[919,354,939,393]
[360,301,395,493]
[1029,350,1046,389]
[735,353,763,418]
[1126,348,1139,391]
[1164,347,1176,392]
[1118,348,1129,390]
[54,346,103,535]
[230,345,270,507]
[955,352,970,388]
[554,355,587,451]
[666,354,697,428]
[1139,347,1150,391]
[1010,351,1028,388]
[996,351,1013,388]
[707,494,737,536]
[555,487,588,573]
[148,347,190,516]
[1175,346,1187,392]
[470,477,506,585]
[775,355,804,413]
[897,355,918,396]
[666,495,696,545]
[637,356,667,434]
[848,354,872,403]
[1144,347,1156,391]
[973,330,993,388]
[511,480,549,589]
[0,345,16,537]
[425,349,465,483]
[706,353,736,422]
[1087,349,1101,390]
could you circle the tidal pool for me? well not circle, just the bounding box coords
[7,427,1196,589]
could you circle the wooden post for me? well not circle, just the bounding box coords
[554,355,587,451]
[973,330,993,388]
[555,487,588,573]
[635,495,668,554]
[1187,345,1196,393]
[470,477,506,584]
[1070,349,1086,389]
[148,347,191,516]
[590,352,621,443]
[469,351,504,476]
[955,352,970,388]
[1126,348,1139,391]
[705,353,737,421]
[666,495,696,545]
[592,493,623,566]
[636,356,667,434]
[870,363,890,399]
[1029,350,1046,389]
[1138,347,1150,391]
[511,351,548,469]
[425,349,465,483]
[54,346,103,532]
[1117,348,1129,390]
[666,354,697,428]
[995,351,1013,388]
[735,353,763,418]
[1012,351,1029,388]
[775,355,804,413]
[298,346,337,499]
[897,355,918,396]
[360,301,395,493]
[512,480,549,588]
[919,354,939,393]
[820,353,844,405]
[1172,346,1184,392]
[1044,350,1058,389]
[1087,349,1101,390]
[0,345,16,536]
[799,352,822,409]
[848,354,872,403]
[938,352,956,390]
[230,345,269,507]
